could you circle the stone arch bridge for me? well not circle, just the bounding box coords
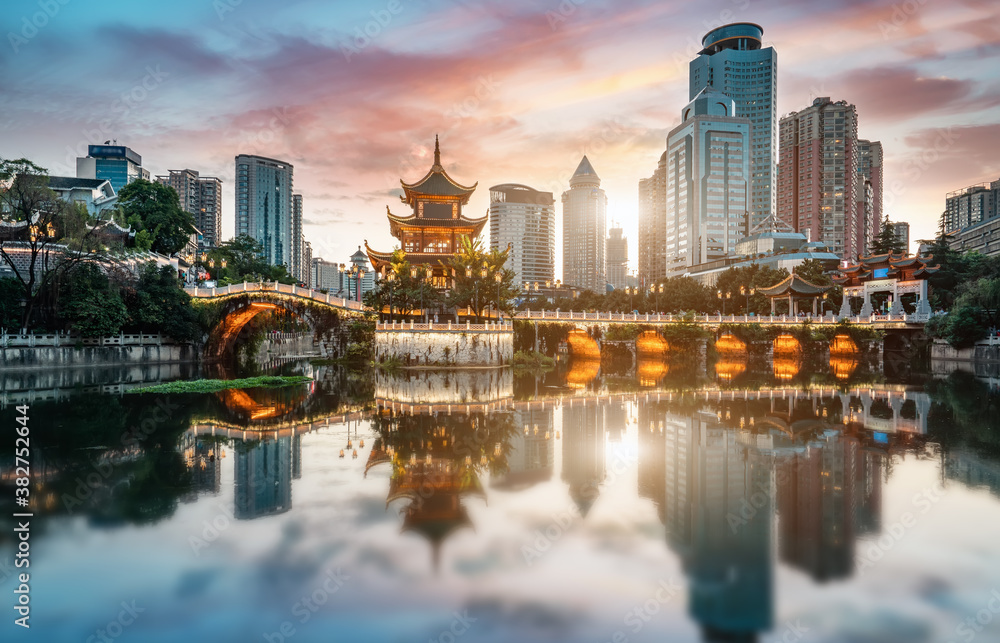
[185,282,369,362]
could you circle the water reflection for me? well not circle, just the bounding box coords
[5,360,1000,642]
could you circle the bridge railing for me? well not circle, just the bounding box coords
[376,321,513,332]
[512,310,931,325]
[184,281,366,311]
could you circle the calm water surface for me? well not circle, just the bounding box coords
[2,358,1000,643]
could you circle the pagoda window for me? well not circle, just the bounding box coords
[423,235,451,253]
[403,232,421,253]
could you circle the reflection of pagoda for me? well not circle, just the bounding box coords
[181,436,223,501]
[367,410,514,569]
[365,136,487,284]
[562,401,606,517]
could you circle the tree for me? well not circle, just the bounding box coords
[125,262,202,341]
[870,215,905,255]
[364,249,443,320]
[0,277,22,329]
[59,263,128,336]
[117,179,195,255]
[0,158,81,331]
[446,237,519,321]
[205,235,295,284]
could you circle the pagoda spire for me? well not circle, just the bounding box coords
[433,134,441,168]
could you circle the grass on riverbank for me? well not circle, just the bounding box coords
[127,376,312,394]
[513,350,555,370]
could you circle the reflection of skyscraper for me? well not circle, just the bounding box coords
[562,402,606,516]
[604,400,628,443]
[637,404,666,524]
[181,436,223,501]
[663,413,773,641]
[493,409,555,490]
[234,437,293,519]
[776,432,859,582]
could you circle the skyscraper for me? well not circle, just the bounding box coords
[488,183,555,287]
[76,144,149,193]
[605,225,628,290]
[890,222,910,252]
[858,140,884,251]
[944,179,1000,232]
[562,156,607,291]
[638,153,666,286]
[777,97,861,259]
[690,22,776,229]
[664,88,751,275]
[155,169,223,249]
[291,193,304,282]
[235,154,294,269]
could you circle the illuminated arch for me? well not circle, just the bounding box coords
[829,334,858,356]
[715,333,747,354]
[565,329,601,360]
[636,330,669,357]
[773,334,801,355]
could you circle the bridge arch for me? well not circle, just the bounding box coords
[565,329,601,359]
[715,333,747,355]
[189,283,368,362]
[636,330,669,357]
[773,334,801,355]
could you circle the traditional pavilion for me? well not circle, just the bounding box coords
[832,253,939,317]
[758,272,833,316]
[365,136,487,287]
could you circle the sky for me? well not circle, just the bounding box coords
[2,0,999,277]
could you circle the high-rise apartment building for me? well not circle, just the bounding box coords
[857,140,884,252]
[606,225,628,290]
[890,222,910,252]
[562,157,607,291]
[777,97,861,259]
[944,179,1000,232]
[664,88,751,275]
[690,22,776,229]
[235,154,294,269]
[291,194,304,282]
[155,169,223,250]
[302,240,312,288]
[76,144,149,194]
[488,183,555,287]
[638,152,667,287]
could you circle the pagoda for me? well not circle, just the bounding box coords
[365,136,487,286]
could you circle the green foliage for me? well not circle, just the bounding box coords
[205,235,295,284]
[365,249,444,319]
[0,277,22,330]
[605,323,641,341]
[512,350,555,369]
[117,179,195,255]
[126,262,202,341]
[127,375,312,394]
[713,264,790,314]
[446,236,519,319]
[59,264,128,336]
[871,215,906,255]
[926,307,989,348]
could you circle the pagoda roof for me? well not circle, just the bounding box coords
[364,241,457,271]
[835,253,940,283]
[758,273,832,297]
[400,136,477,205]
[387,206,487,236]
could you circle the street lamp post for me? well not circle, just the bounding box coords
[479,266,488,323]
[495,271,502,322]
[717,290,731,315]
[386,270,396,323]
